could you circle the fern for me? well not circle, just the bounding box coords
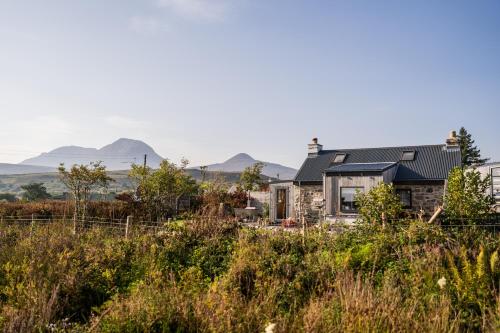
[460,247,473,286]
[490,250,499,277]
[447,252,463,293]
[446,244,496,330]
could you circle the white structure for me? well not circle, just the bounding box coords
[477,162,500,212]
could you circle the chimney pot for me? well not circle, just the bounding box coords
[308,137,323,156]
[446,130,459,150]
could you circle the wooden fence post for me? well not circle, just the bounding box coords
[125,216,132,239]
[30,214,35,237]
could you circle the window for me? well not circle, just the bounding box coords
[340,187,362,213]
[493,168,500,203]
[493,168,500,177]
[333,153,347,163]
[401,151,416,161]
[396,189,412,209]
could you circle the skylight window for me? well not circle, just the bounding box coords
[333,153,347,163]
[401,151,416,161]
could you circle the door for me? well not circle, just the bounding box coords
[277,188,288,220]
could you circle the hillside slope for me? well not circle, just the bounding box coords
[0,163,56,175]
[0,169,249,195]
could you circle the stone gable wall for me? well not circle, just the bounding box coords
[395,184,445,216]
[293,184,323,224]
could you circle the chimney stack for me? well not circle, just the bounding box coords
[445,130,459,150]
[308,137,323,156]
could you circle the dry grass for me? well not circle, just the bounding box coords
[0,220,499,332]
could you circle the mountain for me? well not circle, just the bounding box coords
[21,138,164,170]
[0,163,56,175]
[203,153,297,180]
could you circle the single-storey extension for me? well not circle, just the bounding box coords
[477,162,500,212]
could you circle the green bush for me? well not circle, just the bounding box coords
[0,219,499,332]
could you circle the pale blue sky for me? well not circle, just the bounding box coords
[0,0,499,168]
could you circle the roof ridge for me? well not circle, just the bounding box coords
[337,162,397,165]
[321,144,445,152]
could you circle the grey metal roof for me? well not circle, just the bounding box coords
[295,144,461,183]
[325,162,398,173]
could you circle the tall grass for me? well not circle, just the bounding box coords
[0,219,499,332]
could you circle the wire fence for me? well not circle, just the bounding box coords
[440,214,500,225]
[2,214,500,238]
[0,215,169,238]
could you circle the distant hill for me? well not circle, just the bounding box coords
[0,163,56,175]
[0,169,255,196]
[21,138,164,170]
[0,170,134,196]
[203,153,297,180]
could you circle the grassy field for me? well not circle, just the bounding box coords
[0,169,245,196]
[0,219,499,332]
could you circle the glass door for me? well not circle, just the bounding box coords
[276,188,287,220]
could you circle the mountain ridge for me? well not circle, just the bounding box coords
[4,140,298,179]
[20,138,164,170]
[202,153,297,180]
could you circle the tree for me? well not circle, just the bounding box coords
[355,183,403,227]
[239,162,264,207]
[444,167,492,222]
[129,159,198,220]
[0,193,17,202]
[58,162,113,221]
[457,127,489,168]
[199,165,208,183]
[21,183,51,202]
[199,174,230,216]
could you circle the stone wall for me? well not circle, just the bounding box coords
[293,184,323,224]
[394,184,445,216]
[294,183,446,222]
[249,190,270,211]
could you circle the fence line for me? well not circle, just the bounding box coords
[0,215,168,237]
[2,214,500,237]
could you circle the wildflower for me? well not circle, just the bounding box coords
[437,277,446,289]
[265,323,276,333]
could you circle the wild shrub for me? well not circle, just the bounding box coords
[1,218,500,332]
[355,182,403,226]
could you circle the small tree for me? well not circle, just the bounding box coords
[356,183,403,227]
[444,167,492,222]
[199,175,229,216]
[58,162,113,222]
[21,183,51,202]
[458,127,489,168]
[129,159,198,220]
[239,162,264,207]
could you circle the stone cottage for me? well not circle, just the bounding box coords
[269,132,462,223]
